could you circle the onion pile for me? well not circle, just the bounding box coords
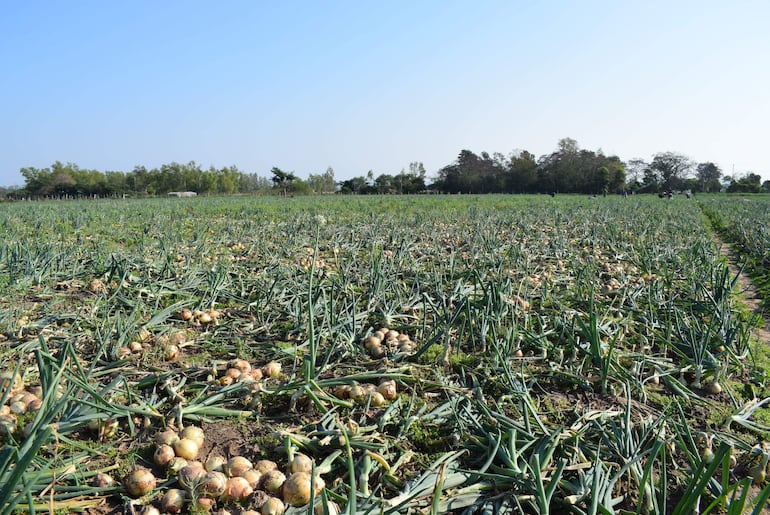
[146,426,326,513]
[332,378,398,405]
[0,370,43,440]
[360,327,415,358]
[180,308,222,326]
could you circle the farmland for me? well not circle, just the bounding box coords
[2,194,770,514]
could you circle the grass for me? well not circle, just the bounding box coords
[3,194,770,513]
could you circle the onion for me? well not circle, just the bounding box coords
[165,344,180,361]
[154,444,176,467]
[282,471,325,507]
[161,488,188,514]
[168,457,188,473]
[123,467,156,497]
[224,456,254,477]
[263,361,282,379]
[179,426,205,448]
[242,468,263,489]
[155,429,180,446]
[228,359,252,373]
[141,506,161,515]
[8,401,26,415]
[178,463,206,490]
[332,385,351,399]
[289,454,313,474]
[348,385,366,402]
[200,471,228,497]
[205,455,227,472]
[377,380,397,400]
[221,476,254,502]
[181,309,193,321]
[193,496,216,513]
[174,438,200,460]
[198,312,213,324]
[369,391,387,407]
[363,335,381,351]
[254,459,278,474]
[260,469,286,494]
[261,497,285,515]
[706,381,722,395]
[92,472,115,488]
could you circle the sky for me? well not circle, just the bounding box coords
[1,1,769,187]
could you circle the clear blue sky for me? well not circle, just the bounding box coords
[1,1,768,187]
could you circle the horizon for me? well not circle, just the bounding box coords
[2,1,768,188]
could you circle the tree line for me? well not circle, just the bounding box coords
[6,138,767,198]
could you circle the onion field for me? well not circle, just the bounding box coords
[2,194,770,515]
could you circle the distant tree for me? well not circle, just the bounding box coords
[270,167,297,196]
[307,167,337,193]
[624,159,647,190]
[647,152,693,191]
[727,173,761,193]
[506,150,538,193]
[338,176,370,194]
[695,162,722,192]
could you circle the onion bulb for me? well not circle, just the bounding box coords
[224,456,253,477]
[173,437,200,460]
[282,471,325,507]
[242,468,263,489]
[155,429,180,447]
[289,454,313,474]
[205,455,226,472]
[153,444,176,467]
[161,488,188,514]
[200,471,228,497]
[260,469,286,494]
[254,459,278,474]
[178,463,206,490]
[123,467,156,497]
[179,426,205,448]
[221,476,254,502]
[261,497,285,515]
[369,391,387,407]
[377,380,397,400]
[263,361,282,379]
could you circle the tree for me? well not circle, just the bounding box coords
[695,162,722,192]
[307,167,337,193]
[624,159,647,190]
[727,173,761,193]
[270,167,297,196]
[648,152,693,191]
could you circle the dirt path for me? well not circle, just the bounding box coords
[715,236,770,344]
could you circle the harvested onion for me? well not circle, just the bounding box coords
[174,438,200,460]
[282,471,325,507]
[123,467,156,497]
